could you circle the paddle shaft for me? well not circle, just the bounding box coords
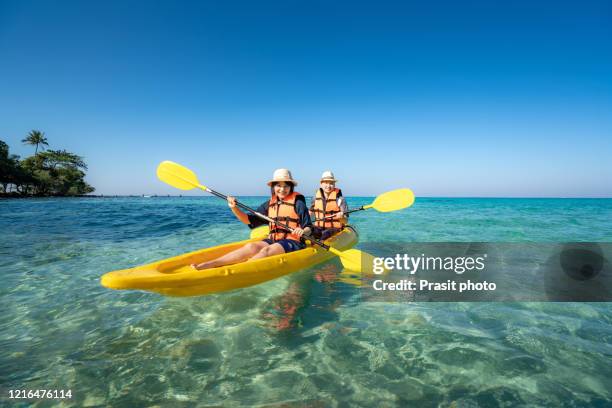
[200,185,332,250]
[315,188,414,220]
[317,205,366,221]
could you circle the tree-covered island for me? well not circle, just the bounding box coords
[1,131,95,197]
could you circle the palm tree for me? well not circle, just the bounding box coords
[22,130,49,155]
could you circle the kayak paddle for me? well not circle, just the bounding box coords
[157,161,371,273]
[317,188,415,221]
[255,188,415,234]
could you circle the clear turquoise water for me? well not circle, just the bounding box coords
[1,197,611,407]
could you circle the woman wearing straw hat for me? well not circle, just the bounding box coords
[192,169,312,270]
[310,170,349,241]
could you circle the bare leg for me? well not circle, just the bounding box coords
[192,241,270,270]
[249,243,286,260]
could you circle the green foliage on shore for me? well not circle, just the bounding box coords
[0,132,94,196]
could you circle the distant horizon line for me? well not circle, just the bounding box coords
[18,194,612,199]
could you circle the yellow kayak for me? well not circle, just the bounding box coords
[101,226,358,297]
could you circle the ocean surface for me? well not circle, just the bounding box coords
[1,197,611,407]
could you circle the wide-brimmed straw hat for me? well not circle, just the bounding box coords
[320,170,338,182]
[267,168,298,186]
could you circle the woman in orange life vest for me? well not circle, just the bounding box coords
[309,170,349,241]
[191,169,312,270]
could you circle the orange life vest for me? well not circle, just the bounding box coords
[268,191,303,242]
[312,188,345,229]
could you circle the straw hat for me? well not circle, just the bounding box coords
[267,168,298,186]
[320,170,338,182]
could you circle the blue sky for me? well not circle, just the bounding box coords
[1,0,610,197]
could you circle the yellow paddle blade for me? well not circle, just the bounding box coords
[157,161,205,191]
[337,257,394,285]
[329,248,379,274]
[359,251,379,274]
[330,248,362,272]
[366,188,415,212]
[250,225,270,239]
